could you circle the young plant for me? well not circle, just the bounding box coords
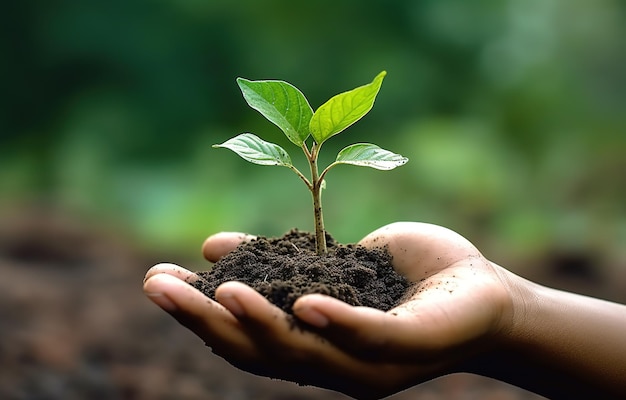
[214,71,408,255]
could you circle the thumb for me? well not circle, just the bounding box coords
[202,232,256,262]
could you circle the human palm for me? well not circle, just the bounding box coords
[144,222,513,399]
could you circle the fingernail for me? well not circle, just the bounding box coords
[296,306,329,328]
[218,293,245,317]
[146,292,177,313]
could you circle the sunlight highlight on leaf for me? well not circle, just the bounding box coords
[213,133,293,167]
[334,143,408,170]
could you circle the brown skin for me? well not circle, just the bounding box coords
[144,222,626,399]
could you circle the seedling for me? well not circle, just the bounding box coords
[214,71,408,255]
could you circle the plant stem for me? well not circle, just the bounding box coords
[308,143,327,255]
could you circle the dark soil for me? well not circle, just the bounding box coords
[192,229,412,314]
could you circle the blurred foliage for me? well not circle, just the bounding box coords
[1,0,625,264]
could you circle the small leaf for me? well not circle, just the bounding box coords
[310,71,386,145]
[213,133,293,167]
[237,78,313,146]
[335,143,408,170]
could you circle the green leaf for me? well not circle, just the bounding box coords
[237,78,313,146]
[310,71,386,145]
[335,143,408,170]
[213,133,293,167]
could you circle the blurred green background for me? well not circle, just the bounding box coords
[2,0,625,268]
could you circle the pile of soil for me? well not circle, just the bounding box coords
[192,230,412,314]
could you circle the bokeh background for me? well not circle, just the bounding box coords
[1,0,625,399]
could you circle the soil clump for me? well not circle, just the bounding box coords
[192,229,411,314]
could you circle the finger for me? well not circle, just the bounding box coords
[202,232,256,262]
[294,259,504,363]
[143,273,258,360]
[215,281,343,383]
[144,262,198,283]
[157,280,431,398]
[359,222,482,282]
[289,294,448,396]
[293,293,464,364]
[213,282,410,391]
[215,281,322,361]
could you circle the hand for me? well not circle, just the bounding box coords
[144,222,515,399]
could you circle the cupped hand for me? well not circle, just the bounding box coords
[143,223,515,399]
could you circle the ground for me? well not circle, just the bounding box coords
[7,204,613,399]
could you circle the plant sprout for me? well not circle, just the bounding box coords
[213,71,408,255]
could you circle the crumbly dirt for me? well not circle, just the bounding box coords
[192,229,411,314]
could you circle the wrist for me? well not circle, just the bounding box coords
[457,266,555,394]
[451,263,533,375]
[494,264,538,346]
[466,263,626,399]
